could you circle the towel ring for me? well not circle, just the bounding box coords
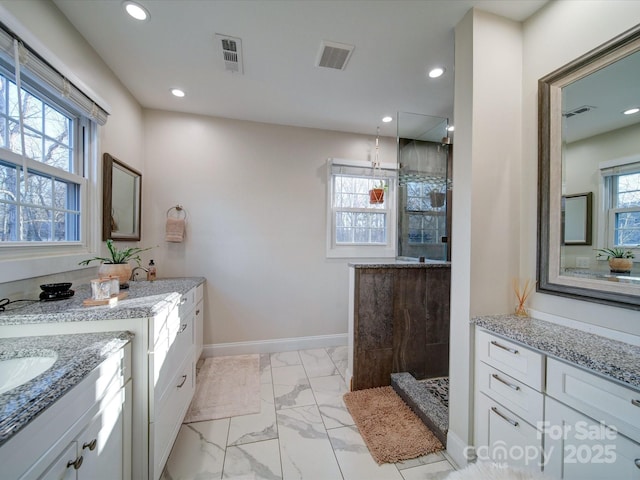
[167,204,187,220]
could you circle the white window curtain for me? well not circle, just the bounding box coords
[0,22,109,125]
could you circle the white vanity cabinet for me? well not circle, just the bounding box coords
[0,280,205,480]
[0,343,132,480]
[474,330,545,472]
[195,283,204,359]
[544,357,640,479]
[474,325,640,479]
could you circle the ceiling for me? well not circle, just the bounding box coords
[53,0,548,138]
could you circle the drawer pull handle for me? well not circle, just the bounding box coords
[632,399,640,408]
[178,323,188,334]
[635,458,640,469]
[67,456,83,470]
[83,439,97,451]
[196,309,200,315]
[177,375,187,388]
[491,406,519,427]
[491,374,520,391]
[490,340,518,355]
[180,297,187,305]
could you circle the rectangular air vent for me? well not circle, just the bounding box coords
[316,40,354,70]
[215,34,244,74]
[562,105,596,118]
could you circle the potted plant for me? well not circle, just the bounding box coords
[594,247,635,273]
[79,239,152,287]
[369,181,386,204]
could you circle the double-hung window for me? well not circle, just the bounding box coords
[0,23,109,280]
[600,158,640,255]
[0,71,82,242]
[326,159,396,258]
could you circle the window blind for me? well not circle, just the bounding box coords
[600,157,640,177]
[0,22,109,125]
[328,158,397,179]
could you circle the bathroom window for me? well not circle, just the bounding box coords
[326,159,396,258]
[0,25,108,282]
[600,160,640,252]
[405,181,446,245]
[0,72,83,243]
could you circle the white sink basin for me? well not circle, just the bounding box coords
[0,355,58,395]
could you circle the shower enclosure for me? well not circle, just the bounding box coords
[397,112,452,262]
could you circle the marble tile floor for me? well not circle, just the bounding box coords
[161,346,456,480]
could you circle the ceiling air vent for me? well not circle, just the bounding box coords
[215,34,244,74]
[316,40,354,70]
[562,105,596,118]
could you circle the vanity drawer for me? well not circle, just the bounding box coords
[150,353,194,480]
[476,330,544,391]
[178,287,197,318]
[477,361,543,427]
[546,357,640,443]
[474,392,542,471]
[152,308,194,404]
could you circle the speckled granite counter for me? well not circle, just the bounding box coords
[0,277,205,325]
[473,314,640,391]
[0,331,133,446]
[349,260,450,269]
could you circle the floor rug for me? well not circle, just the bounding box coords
[343,386,443,464]
[184,354,260,423]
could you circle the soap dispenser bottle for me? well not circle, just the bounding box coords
[147,260,156,281]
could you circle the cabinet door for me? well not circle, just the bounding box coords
[38,442,78,480]
[475,392,543,472]
[77,386,125,480]
[544,397,640,479]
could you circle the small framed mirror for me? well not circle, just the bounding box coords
[561,192,592,246]
[102,153,141,241]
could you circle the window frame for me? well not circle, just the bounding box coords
[326,158,397,259]
[598,157,640,262]
[0,95,99,283]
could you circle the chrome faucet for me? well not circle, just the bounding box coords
[130,266,149,281]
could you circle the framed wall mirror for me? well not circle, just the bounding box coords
[102,153,142,241]
[562,192,592,246]
[538,25,640,309]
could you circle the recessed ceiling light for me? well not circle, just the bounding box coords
[428,67,445,79]
[170,88,185,98]
[447,126,455,132]
[623,107,640,115]
[382,116,393,123]
[123,1,149,21]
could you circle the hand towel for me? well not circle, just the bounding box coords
[165,217,185,242]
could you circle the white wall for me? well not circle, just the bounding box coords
[0,0,144,299]
[142,109,396,346]
[448,9,523,466]
[522,0,640,335]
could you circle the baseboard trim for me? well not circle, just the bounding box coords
[203,333,348,357]
[446,430,472,470]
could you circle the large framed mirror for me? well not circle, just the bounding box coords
[538,25,640,310]
[102,153,142,241]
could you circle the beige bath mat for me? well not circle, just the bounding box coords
[343,386,443,464]
[184,354,260,422]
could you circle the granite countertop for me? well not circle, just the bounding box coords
[473,314,640,391]
[349,260,451,269]
[0,277,205,326]
[0,331,133,446]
